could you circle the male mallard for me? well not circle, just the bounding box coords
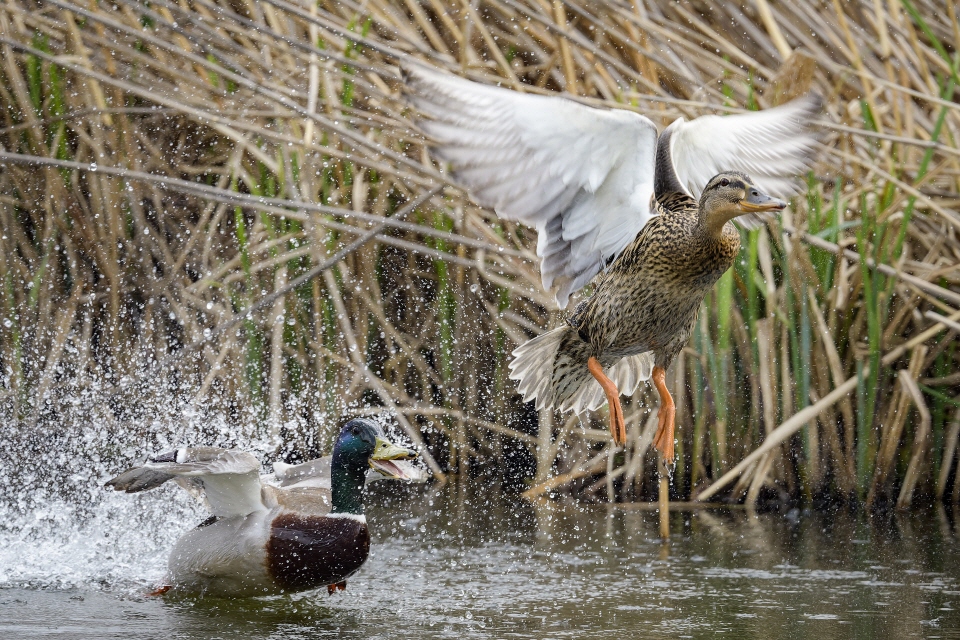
[106,418,418,596]
[403,65,817,462]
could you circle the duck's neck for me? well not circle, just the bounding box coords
[685,218,741,284]
[694,216,737,244]
[694,200,734,239]
[330,452,366,516]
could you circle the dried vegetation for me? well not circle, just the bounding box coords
[0,0,958,508]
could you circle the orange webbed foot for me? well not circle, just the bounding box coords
[588,356,626,446]
[651,366,676,464]
[148,585,172,596]
[327,581,347,595]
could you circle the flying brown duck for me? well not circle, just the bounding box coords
[404,65,817,463]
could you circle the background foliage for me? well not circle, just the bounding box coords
[0,0,958,508]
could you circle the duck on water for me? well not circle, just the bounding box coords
[106,418,419,597]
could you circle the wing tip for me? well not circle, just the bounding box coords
[399,60,437,87]
[796,91,824,116]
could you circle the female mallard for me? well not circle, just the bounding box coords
[106,418,418,596]
[404,65,817,462]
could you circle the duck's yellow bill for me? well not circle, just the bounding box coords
[369,436,419,480]
[739,188,786,213]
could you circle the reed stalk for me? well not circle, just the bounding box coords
[0,0,956,509]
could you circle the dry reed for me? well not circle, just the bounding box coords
[0,0,957,508]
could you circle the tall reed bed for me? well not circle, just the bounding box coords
[0,0,957,507]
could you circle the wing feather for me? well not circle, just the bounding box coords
[663,95,819,202]
[143,447,266,517]
[404,64,658,308]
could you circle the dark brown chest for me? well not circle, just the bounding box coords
[267,513,371,591]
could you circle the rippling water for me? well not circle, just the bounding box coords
[2,480,959,639]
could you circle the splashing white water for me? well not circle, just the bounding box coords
[0,485,204,594]
[0,369,312,596]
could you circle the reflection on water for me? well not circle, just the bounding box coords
[2,480,960,639]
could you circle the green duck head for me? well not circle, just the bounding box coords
[330,418,418,515]
[698,171,786,235]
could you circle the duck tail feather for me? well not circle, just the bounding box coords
[609,351,655,398]
[561,350,655,414]
[510,327,655,416]
[509,326,570,411]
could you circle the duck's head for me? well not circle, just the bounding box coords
[698,171,786,234]
[335,418,419,477]
[330,418,418,515]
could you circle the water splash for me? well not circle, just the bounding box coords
[0,486,203,594]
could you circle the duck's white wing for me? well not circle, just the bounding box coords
[108,447,267,518]
[658,95,820,205]
[404,65,659,309]
[270,457,332,488]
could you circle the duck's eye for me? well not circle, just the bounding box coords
[719,178,730,187]
[351,425,360,436]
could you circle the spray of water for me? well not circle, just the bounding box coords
[0,370,291,595]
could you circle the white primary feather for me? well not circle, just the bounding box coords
[405,64,659,309]
[664,95,820,201]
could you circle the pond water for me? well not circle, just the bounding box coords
[2,480,959,639]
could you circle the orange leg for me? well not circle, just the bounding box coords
[327,581,347,595]
[148,585,172,596]
[587,356,626,446]
[651,366,676,464]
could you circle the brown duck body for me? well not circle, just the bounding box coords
[569,193,741,370]
[512,193,740,413]
[519,191,742,417]
[508,172,786,461]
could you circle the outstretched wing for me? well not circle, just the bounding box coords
[404,64,659,308]
[105,467,176,493]
[656,95,820,206]
[107,447,266,518]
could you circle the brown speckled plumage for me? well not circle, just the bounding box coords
[534,175,746,414]
[400,65,815,458]
[511,171,785,459]
[570,192,740,370]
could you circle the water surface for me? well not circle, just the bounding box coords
[2,481,959,639]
